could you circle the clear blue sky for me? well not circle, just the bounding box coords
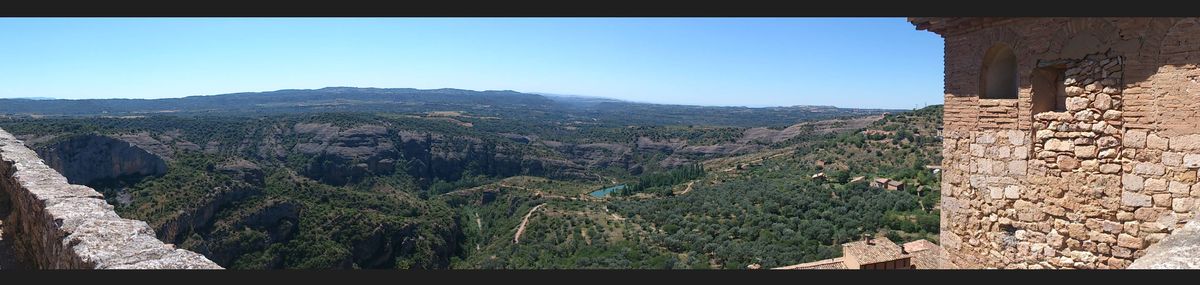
[0,18,944,109]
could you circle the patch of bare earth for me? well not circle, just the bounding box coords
[513,203,547,244]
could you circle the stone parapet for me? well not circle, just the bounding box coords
[0,128,221,269]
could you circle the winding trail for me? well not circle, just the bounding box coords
[475,212,483,231]
[513,203,547,244]
[678,180,697,195]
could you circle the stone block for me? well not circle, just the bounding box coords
[1075,145,1097,158]
[1133,163,1166,176]
[1008,160,1027,176]
[1147,134,1169,150]
[1125,129,1147,148]
[1170,134,1200,151]
[1122,174,1144,191]
[1145,178,1167,192]
[1100,163,1122,173]
[1163,152,1184,167]
[1173,198,1195,213]
[1058,155,1080,171]
[1046,139,1074,152]
[1005,185,1021,199]
[1169,181,1191,195]
[1117,234,1144,249]
[1153,194,1173,207]
[1122,191,1153,207]
[1184,154,1200,168]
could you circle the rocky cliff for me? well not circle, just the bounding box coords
[35,134,168,186]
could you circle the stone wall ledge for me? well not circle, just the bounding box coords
[0,128,221,269]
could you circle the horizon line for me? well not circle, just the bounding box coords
[0,86,930,110]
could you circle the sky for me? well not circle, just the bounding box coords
[0,18,944,109]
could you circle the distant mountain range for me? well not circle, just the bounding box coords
[0,87,899,127]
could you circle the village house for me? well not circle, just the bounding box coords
[870,178,890,189]
[869,177,906,191]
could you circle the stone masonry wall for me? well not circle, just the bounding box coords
[0,128,221,269]
[931,18,1200,269]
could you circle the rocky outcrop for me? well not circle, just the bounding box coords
[1129,214,1200,269]
[35,134,168,186]
[0,128,220,269]
[198,200,300,266]
[294,124,399,185]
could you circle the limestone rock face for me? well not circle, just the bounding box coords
[1130,215,1200,269]
[34,134,168,185]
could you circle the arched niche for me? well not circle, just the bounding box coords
[980,44,1019,100]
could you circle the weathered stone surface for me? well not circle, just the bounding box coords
[1013,146,1029,160]
[1153,194,1173,207]
[1147,134,1169,150]
[1066,86,1085,97]
[1100,163,1122,174]
[1145,178,1168,192]
[1103,110,1122,120]
[1133,163,1166,176]
[1163,152,1184,167]
[1170,181,1191,195]
[1175,198,1195,213]
[1036,129,1055,140]
[1097,136,1121,148]
[1004,185,1021,199]
[1093,93,1113,110]
[1171,134,1200,151]
[919,18,1200,269]
[1075,145,1097,158]
[1184,154,1200,169]
[1122,191,1153,208]
[1123,174,1145,191]
[1118,234,1145,249]
[1125,130,1147,148]
[0,128,222,269]
[1008,131,1025,145]
[1046,139,1073,152]
[1129,214,1200,269]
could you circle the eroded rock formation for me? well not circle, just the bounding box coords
[35,134,168,186]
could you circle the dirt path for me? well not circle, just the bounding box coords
[678,180,697,195]
[513,203,547,244]
[581,228,592,246]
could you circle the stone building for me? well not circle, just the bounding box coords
[909,17,1200,269]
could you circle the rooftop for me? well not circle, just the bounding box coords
[843,237,911,265]
[772,257,847,270]
[772,238,948,270]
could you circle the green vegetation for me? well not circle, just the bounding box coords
[617,163,704,197]
[0,91,940,269]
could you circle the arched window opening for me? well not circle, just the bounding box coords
[980,44,1018,99]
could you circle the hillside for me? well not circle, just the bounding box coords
[0,89,939,269]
